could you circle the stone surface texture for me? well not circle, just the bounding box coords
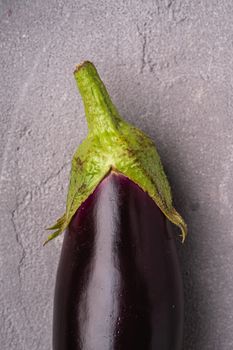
[1,1,233,349]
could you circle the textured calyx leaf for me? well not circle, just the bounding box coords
[45,61,187,244]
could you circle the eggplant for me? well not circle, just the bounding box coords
[46,61,187,350]
[53,172,184,350]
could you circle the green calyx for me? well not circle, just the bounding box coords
[44,61,187,245]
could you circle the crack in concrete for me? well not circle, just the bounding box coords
[137,24,148,74]
[40,160,70,188]
[11,208,26,283]
[13,191,31,216]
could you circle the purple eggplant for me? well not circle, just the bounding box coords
[53,173,184,350]
[46,61,187,350]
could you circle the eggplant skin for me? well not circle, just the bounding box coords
[53,172,184,350]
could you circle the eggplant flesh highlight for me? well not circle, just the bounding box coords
[53,172,184,350]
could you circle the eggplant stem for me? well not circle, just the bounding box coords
[46,61,187,244]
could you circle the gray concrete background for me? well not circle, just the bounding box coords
[1,1,233,349]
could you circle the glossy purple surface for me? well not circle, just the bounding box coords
[53,172,184,350]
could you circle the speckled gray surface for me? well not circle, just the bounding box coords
[1,1,233,349]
